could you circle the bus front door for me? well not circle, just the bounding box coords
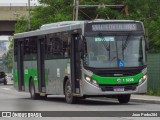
[37,38,46,93]
[71,34,81,94]
[17,41,24,91]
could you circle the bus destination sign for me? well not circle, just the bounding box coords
[92,24,137,31]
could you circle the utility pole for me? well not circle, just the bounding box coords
[28,0,31,30]
[73,0,126,21]
[73,0,79,21]
[73,0,75,20]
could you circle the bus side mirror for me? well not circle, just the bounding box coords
[78,36,85,59]
[146,44,149,51]
[145,39,149,51]
[78,36,84,52]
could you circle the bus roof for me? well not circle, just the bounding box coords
[14,21,85,39]
[14,20,142,39]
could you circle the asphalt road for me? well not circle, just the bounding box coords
[0,84,160,120]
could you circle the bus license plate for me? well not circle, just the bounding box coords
[114,87,124,92]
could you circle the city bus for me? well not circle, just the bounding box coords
[13,20,147,104]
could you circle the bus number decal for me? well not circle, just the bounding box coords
[34,76,37,81]
[67,63,70,74]
[24,69,28,74]
[126,78,134,82]
[57,68,60,77]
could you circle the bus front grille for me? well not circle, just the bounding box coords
[99,84,137,92]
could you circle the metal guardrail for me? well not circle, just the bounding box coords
[0,3,37,7]
[147,53,160,91]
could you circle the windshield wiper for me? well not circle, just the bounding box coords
[109,37,120,66]
[122,33,131,50]
[139,37,143,62]
[98,33,110,51]
[98,33,111,60]
[121,33,132,60]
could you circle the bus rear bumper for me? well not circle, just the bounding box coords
[82,79,147,96]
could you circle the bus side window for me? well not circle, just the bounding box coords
[14,40,18,62]
[24,39,29,60]
[45,33,71,59]
[24,38,37,61]
[54,37,63,56]
[45,34,53,59]
[45,33,63,59]
[62,32,71,58]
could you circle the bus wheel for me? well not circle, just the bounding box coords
[29,80,39,100]
[4,79,7,85]
[64,79,77,104]
[39,94,47,99]
[118,94,131,104]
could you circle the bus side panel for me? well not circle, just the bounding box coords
[23,60,38,92]
[13,62,18,90]
[17,41,25,91]
[45,59,70,95]
[31,61,39,93]
[13,40,18,90]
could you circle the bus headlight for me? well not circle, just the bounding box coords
[85,75,98,86]
[139,75,147,85]
[143,75,147,80]
[92,79,97,84]
[85,76,91,82]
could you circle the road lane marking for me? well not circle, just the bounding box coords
[1,88,11,90]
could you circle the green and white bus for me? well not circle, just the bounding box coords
[13,20,147,104]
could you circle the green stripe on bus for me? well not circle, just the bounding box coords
[91,73,143,85]
[13,68,38,85]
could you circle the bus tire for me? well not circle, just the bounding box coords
[64,79,77,104]
[39,95,47,99]
[4,79,7,85]
[118,94,131,104]
[29,79,39,100]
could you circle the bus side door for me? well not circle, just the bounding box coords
[37,37,46,93]
[71,34,81,94]
[17,40,25,91]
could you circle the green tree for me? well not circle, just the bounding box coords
[31,0,73,30]
[2,38,13,71]
[15,15,28,33]
[14,0,160,51]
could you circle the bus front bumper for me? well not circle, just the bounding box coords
[82,79,147,95]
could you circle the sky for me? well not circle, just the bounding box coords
[0,36,9,41]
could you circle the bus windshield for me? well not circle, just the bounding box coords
[83,35,146,68]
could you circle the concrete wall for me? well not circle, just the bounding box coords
[0,6,29,21]
[0,21,16,35]
[0,6,32,35]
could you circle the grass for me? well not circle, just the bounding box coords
[147,89,160,96]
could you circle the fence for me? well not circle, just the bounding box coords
[0,3,37,7]
[147,53,160,91]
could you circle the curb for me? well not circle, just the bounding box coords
[130,99,160,104]
[89,97,160,104]
[7,84,13,86]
